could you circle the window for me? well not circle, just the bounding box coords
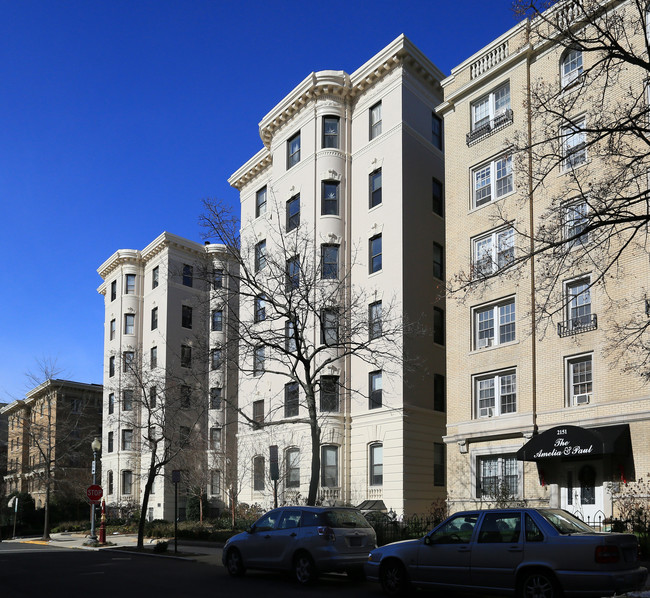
[370,102,382,139]
[125,274,136,295]
[369,371,382,409]
[369,169,382,208]
[284,382,299,417]
[561,48,583,88]
[321,181,339,215]
[285,320,297,352]
[432,178,443,216]
[321,308,338,346]
[210,387,222,409]
[253,399,264,424]
[433,243,444,279]
[565,199,589,246]
[213,268,224,289]
[253,346,265,375]
[475,370,517,417]
[210,427,222,450]
[255,240,266,272]
[107,431,114,452]
[473,155,513,208]
[321,445,339,487]
[562,117,587,169]
[286,194,300,231]
[182,305,192,329]
[150,346,157,369]
[434,374,445,412]
[122,429,133,450]
[566,278,592,329]
[122,470,133,495]
[474,298,516,349]
[369,234,382,273]
[108,393,114,415]
[107,470,114,494]
[433,306,445,345]
[320,376,339,412]
[151,307,158,330]
[473,227,514,277]
[109,319,116,340]
[110,280,117,301]
[253,456,265,491]
[287,131,301,168]
[109,356,115,377]
[152,266,159,289]
[477,455,518,498]
[321,244,339,279]
[369,443,383,486]
[179,426,190,446]
[255,186,267,218]
[182,264,193,287]
[211,470,221,495]
[369,301,382,340]
[122,390,133,411]
[471,83,510,132]
[286,448,300,488]
[123,351,134,372]
[427,109,443,149]
[567,354,593,405]
[212,309,223,331]
[322,116,339,148]
[181,345,192,368]
[286,256,300,290]
[434,443,445,487]
[177,385,190,409]
[211,348,222,370]
[149,386,157,408]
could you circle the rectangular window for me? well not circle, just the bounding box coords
[322,116,339,148]
[561,48,583,88]
[210,427,222,450]
[433,242,444,280]
[253,345,265,376]
[321,244,339,279]
[286,256,300,290]
[212,309,223,330]
[434,443,445,487]
[369,168,382,208]
[149,386,157,408]
[286,320,297,352]
[562,117,587,169]
[321,308,338,346]
[432,112,443,150]
[566,278,592,329]
[434,374,445,412]
[125,274,136,295]
[255,186,267,218]
[123,351,134,372]
[211,348,222,370]
[284,382,299,417]
[253,399,264,424]
[182,264,193,287]
[211,470,221,495]
[286,449,300,488]
[109,318,116,340]
[180,385,192,409]
[210,387,222,409]
[151,307,158,330]
[107,471,114,494]
[180,426,190,445]
[287,131,301,168]
[152,266,159,289]
[286,194,300,231]
[122,470,133,494]
[253,456,265,491]
[320,376,339,412]
[321,446,339,487]
[109,356,115,377]
[150,346,157,369]
[182,305,192,329]
[319,181,340,217]
[471,82,510,131]
[567,354,593,405]
[477,455,518,498]
[369,301,382,340]
[122,390,133,411]
[473,227,514,277]
[369,234,382,273]
[474,298,516,349]
[475,370,517,417]
[255,240,266,272]
[433,306,445,345]
[370,443,383,486]
[122,429,133,451]
[254,295,266,323]
[108,432,114,452]
[181,345,192,368]
[213,268,224,289]
[432,178,443,216]
[108,393,114,415]
[111,280,117,301]
[565,200,589,246]
[370,102,382,139]
[473,155,513,208]
[369,371,382,409]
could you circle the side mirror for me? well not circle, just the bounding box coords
[424,535,432,546]
[248,524,256,534]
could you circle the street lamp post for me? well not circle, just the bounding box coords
[89,437,101,542]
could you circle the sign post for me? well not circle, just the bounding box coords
[270,445,279,508]
[172,470,181,554]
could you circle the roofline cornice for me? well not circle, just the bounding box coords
[228,147,272,191]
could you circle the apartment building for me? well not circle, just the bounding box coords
[2,380,102,506]
[439,0,650,521]
[228,35,446,514]
[97,232,238,520]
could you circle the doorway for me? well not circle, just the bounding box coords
[560,463,605,525]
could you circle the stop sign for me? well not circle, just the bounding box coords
[87,484,103,504]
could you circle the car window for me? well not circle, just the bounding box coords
[525,514,544,542]
[277,510,302,530]
[254,511,279,532]
[324,509,372,529]
[301,511,322,527]
[538,509,593,534]
[430,514,478,544]
[478,513,521,543]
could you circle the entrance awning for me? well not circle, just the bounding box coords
[516,424,631,462]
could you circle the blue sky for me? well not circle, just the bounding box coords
[0,0,519,401]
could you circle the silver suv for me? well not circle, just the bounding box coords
[222,506,376,584]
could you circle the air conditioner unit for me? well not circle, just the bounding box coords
[494,106,508,118]
[478,337,493,349]
[479,407,494,418]
[575,394,590,405]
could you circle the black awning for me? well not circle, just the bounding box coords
[517,424,631,462]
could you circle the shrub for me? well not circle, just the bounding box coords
[153,540,168,553]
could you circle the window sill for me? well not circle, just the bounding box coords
[469,189,515,214]
[470,339,519,354]
[558,159,590,176]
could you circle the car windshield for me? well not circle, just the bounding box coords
[538,509,594,534]
[324,509,372,529]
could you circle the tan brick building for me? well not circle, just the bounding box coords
[438,0,650,522]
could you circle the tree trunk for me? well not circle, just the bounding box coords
[42,465,51,540]
[137,450,158,549]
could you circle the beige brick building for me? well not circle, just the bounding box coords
[438,0,650,522]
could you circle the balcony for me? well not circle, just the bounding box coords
[466,109,514,146]
[557,314,597,337]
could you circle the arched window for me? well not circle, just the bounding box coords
[285,448,300,488]
[369,443,383,486]
[561,48,583,88]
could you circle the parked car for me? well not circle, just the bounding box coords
[222,506,377,584]
[365,507,647,597]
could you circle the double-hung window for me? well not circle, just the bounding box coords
[123,351,134,372]
[108,393,114,415]
[150,346,157,369]
[213,268,224,289]
[111,280,117,301]
[253,345,265,376]
[433,307,445,345]
[286,448,300,488]
[212,309,223,331]
[432,178,443,216]
[321,445,338,487]
[151,307,158,330]
[182,264,193,287]
[321,309,338,346]
[125,274,136,295]
[565,199,589,246]
[561,48,583,88]
[369,234,382,273]
[434,443,445,487]
[475,369,517,418]
[110,318,116,340]
[210,427,222,450]
[433,242,444,279]
[211,348,222,370]
[567,354,593,405]
[477,455,518,498]
[432,113,443,150]
[370,102,382,139]
[473,155,513,207]
[369,371,382,409]
[562,117,587,169]
[253,399,264,424]
[181,344,192,368]
[323,116,339,148]
[322,181,339,215]
[182,305,192,329]
[471,82,510,132]
[255,240,266,272]
[122,429,133,451]
[254,295,266,323]
[369,301,382,340]
[473,227,514,277]
[285,320,297,352]
[474,298,516,349]
[369,169,382,208]
[321,244,339,279]
[284,382,299,417]
[287,131,301,168]
[255,186,267,217]
[124,313,134,335]
[210,387,222,409]
[152,266,159,289]
[122,470,133,494]
[107,432,114,452]
[566,278,592,330]
[320,376,339,412]
[253,456,265,491]
[122,390,133,411]
[286,256,300,290]
[286,194,300,231]
[369,443,383,486]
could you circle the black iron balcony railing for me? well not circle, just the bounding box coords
[466,109,514,146]
[557,313,598,337]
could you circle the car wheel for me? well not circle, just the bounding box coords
[380,560,410,597]
[519,570,561,598]
[225,548,245,577]
[293,552,317,585]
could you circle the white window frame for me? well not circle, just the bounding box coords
[370,102,382,139]
[474,369,517,418]
[473,297,516,350]
[255,186,267,217]
[210,470,221,495]
[287,131,301,168]
[369,442,383,486]
[566,353,593,406]
[562,116,587,170]
[476,453,519,499]
[321,445,339,488]
[564,199,590,246]
[472,154,513,208]
[471,82,510,131]
[210,427,222,451]
[561,48,583,89]
[286,448,300,488]
[473,227,514,277]
[565,276,592,330]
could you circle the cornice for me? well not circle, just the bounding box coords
[96,248,142,281]
[228,148,272,191]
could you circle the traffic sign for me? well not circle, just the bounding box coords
[87,484,103,504]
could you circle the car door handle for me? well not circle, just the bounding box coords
[508,546,522,552]
[290,532,297,537]
[263,534,271,539]
[457,546,471,552]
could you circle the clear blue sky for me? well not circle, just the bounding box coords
[0,0,519,401]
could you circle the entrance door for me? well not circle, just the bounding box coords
[561,463,605,525]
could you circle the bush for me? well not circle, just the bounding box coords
[153,540,168,553]
[51,521,90,533]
